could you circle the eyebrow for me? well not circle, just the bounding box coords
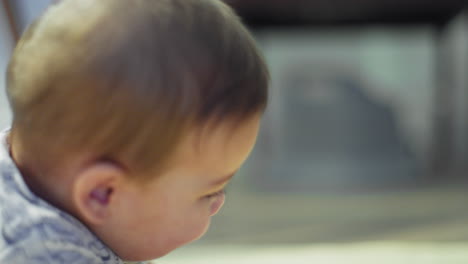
[209,172,236,187]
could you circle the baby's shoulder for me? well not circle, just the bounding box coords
[0,170,122,264]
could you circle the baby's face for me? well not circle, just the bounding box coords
[99,115,261,261]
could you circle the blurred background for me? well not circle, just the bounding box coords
[1,0,468,263]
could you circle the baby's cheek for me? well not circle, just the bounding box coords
[162,218,209,253]
[182,208,212,241]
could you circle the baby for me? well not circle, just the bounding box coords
[0,0,269,263]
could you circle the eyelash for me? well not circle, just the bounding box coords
[204,189,225,199]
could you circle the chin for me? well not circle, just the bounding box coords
[118,245,175,262]
[120,223,211,262]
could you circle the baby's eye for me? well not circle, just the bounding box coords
[203,189,225,199]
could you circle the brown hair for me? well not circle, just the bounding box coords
[6,0,269,177]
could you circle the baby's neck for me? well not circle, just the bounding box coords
[7,132,73,214]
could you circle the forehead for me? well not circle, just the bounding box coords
[167,115,261,175]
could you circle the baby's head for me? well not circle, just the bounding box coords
[6,0,268,261]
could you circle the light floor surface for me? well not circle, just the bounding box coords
[158,184,468,264]
[158,242,468,264]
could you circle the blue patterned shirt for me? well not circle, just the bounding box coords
[0,129,125,264]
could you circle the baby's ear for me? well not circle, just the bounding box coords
[72,161,125,226]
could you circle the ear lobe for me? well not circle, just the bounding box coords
[72,163,124,226]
